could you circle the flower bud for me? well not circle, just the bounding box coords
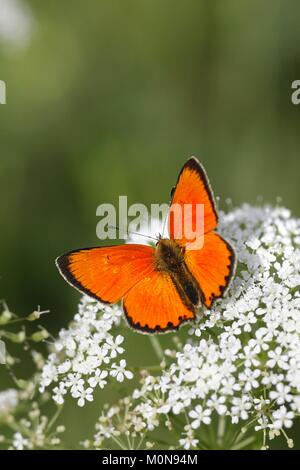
[0,310,12,325]
[26,310,41,321]
[26,309,49,322]
[17,379,29,390]
[30,329,49,342]
[4,331,25,343]
[287,439,294,448]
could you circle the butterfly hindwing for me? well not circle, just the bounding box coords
[123,270,196,332]
[56,244,155,304]
[184,232,236,308]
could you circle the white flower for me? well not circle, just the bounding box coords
[269,383,292,405]
[272,406,294,429]
[248,328,272,353]
[237,311,257,332]
[230,396,252,423]
[66,373,84,394]
[267,347,289,370]
[189,405,211,429]
[254,416,270,431]
[73,387,94,407]
[91,346,110,366]
[275,260,294,280]
[106,335,124,358]
[53,383,67,405]
[238,368,260,392]
[207,394,227,415]
[57,360,71,374]
[88,369,108,389]
[179,435,199,450]
[110,360,133,382]
[224,322,241,337]
[239,345,260,368]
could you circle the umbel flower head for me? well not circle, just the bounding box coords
[40,203,300,449]
[91,204,300,450]
[39,298,133,407]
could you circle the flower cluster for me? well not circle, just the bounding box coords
[40,296,133,407]
[90,204,300,450]
[2,401,65,450]
[0,305,67,450]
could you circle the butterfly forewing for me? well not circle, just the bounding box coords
[56,244,155,304]
[169,157,218,245]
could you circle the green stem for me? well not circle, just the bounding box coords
[149,336,164,362]
[47,405,63,434]
[111,435,128,450]
[231,436,256,450]
[217,416,226,447]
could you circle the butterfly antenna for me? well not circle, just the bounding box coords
[162,210,168,238]
[108,225,158,242]
[162,189,174,237]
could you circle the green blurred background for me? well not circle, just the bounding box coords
[0,0,300,448]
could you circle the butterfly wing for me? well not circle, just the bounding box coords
[123,270,196,333]
[56,244,155,304]
[169,157,235,307]
[169,157,218,245]
[184,232,236,308]
[57,243,195,333]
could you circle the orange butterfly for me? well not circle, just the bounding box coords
[56,157,236,333]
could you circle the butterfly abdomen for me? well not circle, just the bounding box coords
[155,239,200,309]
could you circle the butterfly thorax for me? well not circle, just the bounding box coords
[155,238,185,272]
[155,239,200,308]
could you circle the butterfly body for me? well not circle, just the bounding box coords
[155,238,200,310]
[155,238,184,273]
[56,157,236,334]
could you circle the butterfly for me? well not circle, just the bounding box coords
[56,157,236,334]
